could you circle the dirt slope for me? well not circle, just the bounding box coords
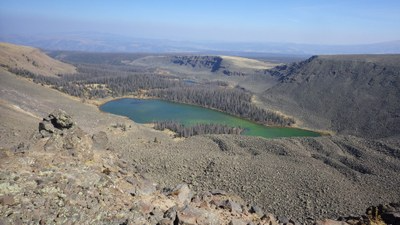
[0,42,76,77]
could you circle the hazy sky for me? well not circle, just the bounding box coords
[1,0,399,44]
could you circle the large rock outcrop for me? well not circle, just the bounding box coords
[39,109,93,161]
[39,109,75,137]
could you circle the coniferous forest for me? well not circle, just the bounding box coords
[153,121,244,137]
[8,60,294,128]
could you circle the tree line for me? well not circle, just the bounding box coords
[153,121,243,137]
[148,86,294,126]
[8,63,294,127]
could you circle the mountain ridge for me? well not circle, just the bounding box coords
[261,54,400,138]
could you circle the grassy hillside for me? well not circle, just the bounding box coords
[0,42,76,77]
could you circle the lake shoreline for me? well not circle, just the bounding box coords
[99,97,323,138]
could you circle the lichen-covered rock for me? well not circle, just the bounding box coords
[44,126,93,161]
[39,109,75,137]
[38,110,93,161]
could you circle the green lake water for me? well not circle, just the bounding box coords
[100,98,320,138]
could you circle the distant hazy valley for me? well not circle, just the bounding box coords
[2,32,400,55]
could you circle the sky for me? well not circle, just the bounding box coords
[1,0,400,45]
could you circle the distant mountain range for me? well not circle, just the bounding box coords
[1,32,400,55]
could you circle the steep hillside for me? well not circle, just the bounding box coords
[261,55,400,138]
[0,42,76,77]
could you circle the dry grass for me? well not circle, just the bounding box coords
[220,55,279,70]
[0,42,76,77]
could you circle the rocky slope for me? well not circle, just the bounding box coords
[0,110,276,224]
[1,44,400,224]
[261,55,400,138]
[1,110,399,225]
[0,42,76,77]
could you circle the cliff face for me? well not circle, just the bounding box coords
[171,56,223,72]
[262,55,400,138]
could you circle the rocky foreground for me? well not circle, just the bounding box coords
[1,110,399,225]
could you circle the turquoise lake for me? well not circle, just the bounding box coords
[100,98,320,138]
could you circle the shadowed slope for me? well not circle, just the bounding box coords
[262,55,400,138]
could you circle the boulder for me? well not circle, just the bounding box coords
[44,126,93,160]
[39,110,93,161]
[177,205,219,225]
[92,131,108,149]
[219,200,243,214]
[170,184,193,204]
[39,109,75,137]
[164,206,178,221]
[249,205,264,217]
[127,176,157,197]
[0,195,15,206]
[261,213,279,225]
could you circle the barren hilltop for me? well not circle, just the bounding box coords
[1,42,399,224]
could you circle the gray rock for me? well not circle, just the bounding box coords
[92,131,108,149]
[158,218,174,225]
[150,208,164,222]
[39,109,75,138]
[249,205,264,217]
[164,206,178,221]
[220,200,243,214]
[261,214,279,225]
[277,216,289,224]
[44,126,93,161]
[229,219,247,225]
[177,205,219,225]
[0,195,15,206]
[45,109,75,130]
[128,177,157,197]
[170,184,193,204]
[210,189,227,196]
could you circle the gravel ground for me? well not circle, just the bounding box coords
[107,133,400,222]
